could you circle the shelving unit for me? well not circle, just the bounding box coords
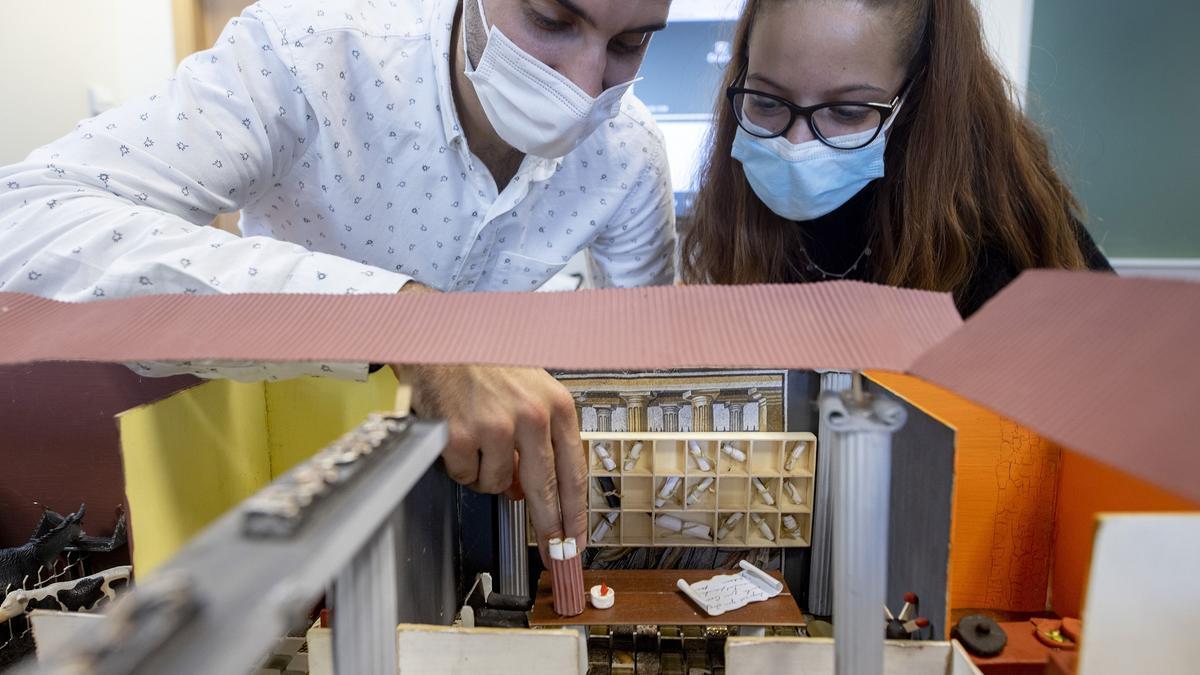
[531,432,818,548]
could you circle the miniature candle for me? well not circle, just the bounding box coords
[784,442,807,471]
[589,583,615,610]
[752,477,775,506]
[685,477,715,506]
[687,440,713,472]
[590,511,619,543]
[623,442,645,471]
[720,443,747,463]
[717,512,744,541]
[784,479,804,505]
[655,476,682,508]
[750,513,776,541]
[592,443,617,472]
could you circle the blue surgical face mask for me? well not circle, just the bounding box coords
[731,115,897,222]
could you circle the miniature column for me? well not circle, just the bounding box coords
[807,371,852,616]
[684,391,719,432]
[659,402,681,432]
[496,496,529,600]
[621,393,649,433]
[823,384,907,675]
[594,405,613,433]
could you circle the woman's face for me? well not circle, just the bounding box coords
[745,0,909,145]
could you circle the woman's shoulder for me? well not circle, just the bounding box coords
[958,217,1113,317]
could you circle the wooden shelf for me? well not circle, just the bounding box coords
[531,432,818,548]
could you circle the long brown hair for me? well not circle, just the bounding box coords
[681,0,1087,299]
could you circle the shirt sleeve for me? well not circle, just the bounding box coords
[0,7,409,382]
[585,119,676,288]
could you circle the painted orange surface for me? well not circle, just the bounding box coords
[1051,450,1198,618]
[868,372,1061,618]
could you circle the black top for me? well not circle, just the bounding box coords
[787,181,1113,317]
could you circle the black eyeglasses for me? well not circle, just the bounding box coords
[727,70,903,150]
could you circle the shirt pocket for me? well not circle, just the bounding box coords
[476,251,568,292]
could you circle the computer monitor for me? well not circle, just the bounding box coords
[636,1,745,216]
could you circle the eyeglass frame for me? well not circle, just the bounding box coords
[726,67,906,150]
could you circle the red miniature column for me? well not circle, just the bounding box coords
[550,537,585,616]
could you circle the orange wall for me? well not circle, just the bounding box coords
[1051,450,1198,617]
[868,373,1060,615]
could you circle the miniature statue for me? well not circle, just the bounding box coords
[0,566,131,623]
[0,505,127,593]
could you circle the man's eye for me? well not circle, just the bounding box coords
[609,34,648,56]
[527,9,571,33]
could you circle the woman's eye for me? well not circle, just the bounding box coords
[829,106,871,122]
[749,96,784,114]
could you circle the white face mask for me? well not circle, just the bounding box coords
[463,0,640,159]
[731,103,902,222]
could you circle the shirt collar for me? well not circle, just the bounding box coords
[431,0,465,147]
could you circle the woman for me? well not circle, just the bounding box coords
[682,0,1111,315]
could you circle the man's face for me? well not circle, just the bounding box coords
[474,0,672,97]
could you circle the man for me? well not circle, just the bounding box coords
[0,0,676,558]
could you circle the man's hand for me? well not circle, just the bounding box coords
[395,362,587,563]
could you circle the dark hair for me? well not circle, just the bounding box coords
[681,0,1087,300]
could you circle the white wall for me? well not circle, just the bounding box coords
[0,1,177,165]
[974,0,1036,106]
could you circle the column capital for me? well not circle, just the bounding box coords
[683,389,722,404]
[749,387,783,404]
[619,392,651,408]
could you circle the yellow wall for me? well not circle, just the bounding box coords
[118,370,399,573]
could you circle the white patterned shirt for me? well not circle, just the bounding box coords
[0,0,675,381]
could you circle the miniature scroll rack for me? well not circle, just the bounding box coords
[529,433,818,548]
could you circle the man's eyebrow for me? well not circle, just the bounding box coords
[551,0,668,34]
[553,0,596,27]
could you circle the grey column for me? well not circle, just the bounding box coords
[496,496,529,599]
[823,386,906,675]
[807,371,852,616]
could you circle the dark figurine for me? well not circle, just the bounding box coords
[0,505,127,592]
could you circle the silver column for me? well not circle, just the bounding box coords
[807,371,852,615]
[823,387,906,675]
[496,495,529,599]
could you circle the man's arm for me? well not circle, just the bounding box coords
[0,7,410,380]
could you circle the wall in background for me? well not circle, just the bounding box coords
[974,0,1036,104]
[1027,0,1200,261]
[0,1,176,165]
